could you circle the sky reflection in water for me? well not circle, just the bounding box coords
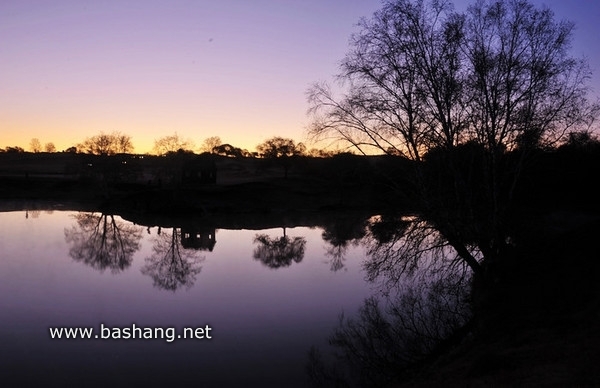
[0,211,373,387]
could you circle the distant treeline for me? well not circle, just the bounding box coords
[1,138,599,215]
[3,132,343,159]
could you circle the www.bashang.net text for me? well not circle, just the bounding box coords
[49,323,212,343]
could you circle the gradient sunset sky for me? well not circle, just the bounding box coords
[2,0,599,154]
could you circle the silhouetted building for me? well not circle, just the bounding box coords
[181,156,217,185]
[181,228,217,252]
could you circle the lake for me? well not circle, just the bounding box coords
[0,209,376,387]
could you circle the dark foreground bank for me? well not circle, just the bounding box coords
[400,216,600,387]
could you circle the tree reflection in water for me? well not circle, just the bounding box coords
[253,227,307,269]
[64,212,143,273]
[364,215,478,292]
[308,215,474,387]
[321,216,367,272]
[141,228,204,292]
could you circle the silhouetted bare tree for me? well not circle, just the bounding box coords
[309,0,596,157]
[44,142,56,153]
[29,138,41,153]
[152,132,195,155]
[200,136,222,153]
[78,131,134,155]
[308,0,599,278]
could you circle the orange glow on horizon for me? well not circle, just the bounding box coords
[2,115,311,155]
[2,1,598,155]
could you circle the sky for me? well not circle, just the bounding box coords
[1,0,599,154]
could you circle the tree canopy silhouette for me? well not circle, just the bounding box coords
[256,137,305,158]
[308,0,597,158]
[78,131,133,155]
[29,138,41,153]
[308,0,598,278]
[44,142,56,153]
[152,132,195,155]
[256,137,306,178]
[212,143,250,157]
[200,136,222,154]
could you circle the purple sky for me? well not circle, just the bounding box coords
[1,0,599,153]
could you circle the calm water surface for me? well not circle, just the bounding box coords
[0,210,374,387]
